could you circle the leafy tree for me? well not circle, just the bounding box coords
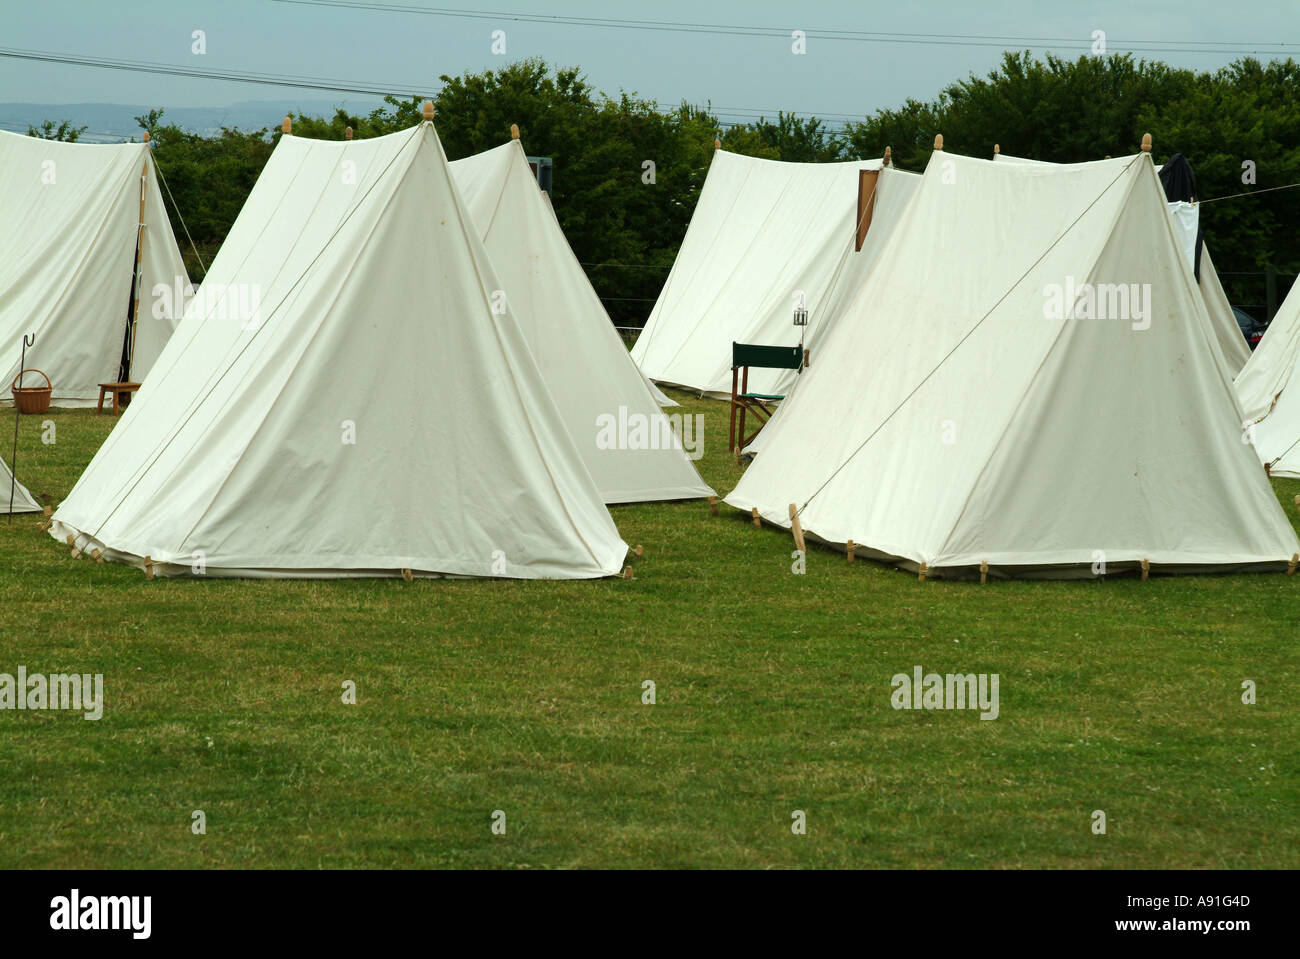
[27,119,86,142]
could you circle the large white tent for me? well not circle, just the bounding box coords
[1237,279,1300,475]
[448,136,711,503]
[0,128,189,405]
[2,456,40,514]
[995,151,1251,374]
[727,150,1299,577]
[50,118,629,579]
[631,149,920,398]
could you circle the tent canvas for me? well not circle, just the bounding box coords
[1237,278,1300,475]
[631,150,920,398]
[2,456,40,514]
[50,121,628,579]
[996,151,1251,374]
[727,151,1298,577]
[0,129,190,405]
[740,164,922,456]
[448,139,711,503]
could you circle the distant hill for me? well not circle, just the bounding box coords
[0,98,387,142]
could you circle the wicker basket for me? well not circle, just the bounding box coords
[11,369,52,415]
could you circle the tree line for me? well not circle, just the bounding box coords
[32,53,1300,325]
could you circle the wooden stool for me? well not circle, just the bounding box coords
[97,382,140,415]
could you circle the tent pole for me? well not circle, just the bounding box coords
[8,333,34,522]
[126,130,150,380]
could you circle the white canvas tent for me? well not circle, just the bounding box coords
[727,150,1298,577]
[1236,279,1300,475]
[2,456,40,514]
[50,117,629,579]
[996,151,1251,374]
[0,128,189,405]
[448,137,711,503]
[631,149,920,398]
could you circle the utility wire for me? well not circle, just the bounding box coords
[269,1,1300,55]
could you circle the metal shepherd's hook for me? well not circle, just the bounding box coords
[8,333,34,523]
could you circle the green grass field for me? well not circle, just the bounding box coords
[1,393,1297,869]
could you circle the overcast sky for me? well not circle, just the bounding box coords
[3,0,1297,130]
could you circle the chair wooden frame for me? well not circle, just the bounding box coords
[729,342,807,460]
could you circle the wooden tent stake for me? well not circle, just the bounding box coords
[918,562,928,581]
[1292,494,1299,516]
[143,555,154,579]
[632,545,645,558]
[37,506,52,532]
[788,504,806,553]
[846,539,855,563]
[1289,553,1298,576]
[622,565,634,579]
[751,507,761,529]
[1140,558,1150,582]
[979,560,988,584]
[708,495,718,515]
[401,568,413,582]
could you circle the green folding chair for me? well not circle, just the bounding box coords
[729,342,807,460]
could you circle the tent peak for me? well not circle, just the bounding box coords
[933,134,944,151]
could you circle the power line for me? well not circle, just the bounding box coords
[0,46,433,98]
[269,1,1300,56]
[0,46,861,136]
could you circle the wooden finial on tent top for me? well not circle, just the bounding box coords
[282,116,291,135]
[510,123,520,140]
[882,146,891,166]
[993,143,999,156]
[1141,132,1152,153]
[422,100,434,121]
[714,138,722,150]
[345,126,353,140]
[934,134,944,151]
[142,130,150,144]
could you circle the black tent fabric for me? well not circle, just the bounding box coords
[1159,154,1203,281]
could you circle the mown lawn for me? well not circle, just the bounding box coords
[1,393,1297,869]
